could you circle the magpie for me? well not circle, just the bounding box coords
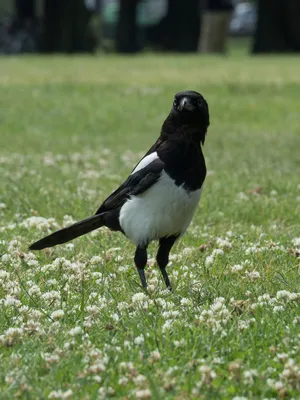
[29,90,210,290]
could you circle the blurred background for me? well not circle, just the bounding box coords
[0,0,300,55]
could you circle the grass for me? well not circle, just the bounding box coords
[0,52,299,399]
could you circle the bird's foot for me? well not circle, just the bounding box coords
[137,268,147,290]
[160,268,172,291]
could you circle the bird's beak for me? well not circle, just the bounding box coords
[178,97,194,112]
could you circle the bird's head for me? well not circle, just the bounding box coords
[169,90,210,144]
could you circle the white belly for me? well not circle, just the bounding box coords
[119,171,203,246]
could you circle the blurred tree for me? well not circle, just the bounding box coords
[149,0,201,51]
[15,0,36,21]
[42,0,97,52]
[253,0,300,53]
[116,0,141,53]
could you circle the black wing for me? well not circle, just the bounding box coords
[96,158,164,214]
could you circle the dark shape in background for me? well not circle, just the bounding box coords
[12,0,98,53]
[253,0,300,53]
[115,0,201,53]
[15,0,35,21]
[147,0,201,52]
[42,0,97,53]
[7,0,300,55]
[116,0,140,53]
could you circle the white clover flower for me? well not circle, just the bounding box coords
[28,285,42,297]
[205,255,214,266]
[21,216,59,232]
[216,238,232,249]
[0,327,23,346]
[182,247,194,255]
[276,290,291,300]
[0,269,10,282]
[149,350,161,362]
[246,271,261,282]
[0,202,6,209]
[135,389,152,399]
[68,326,83,336]
[162,319,173,332]
[88,362,106,374]
[236,192,249,201]
[174,339,186,348]
[24,320,44,336]
[6,223,17,230]
[273,305,285,312]
[134,335,144,345]
[26,258,39,267]
[111,313,119,322]
[132,292,148,303]
[243,369,258,385]
[42,353,60,364]
[238,320,250,331]
[288,292,299,301]
[211,297,225,311]
[258,293,271,304]
[86,305,99,316]
[231,264,243,273]
[62,215,76,226]
[199,365,217,385]
[106,247,121,253]
[147,284,156,293]
[276,353,288,361]
[90,255,103,264]
[274,381,284,391]
[292,316,300,325]
[133,374,147,386]
[117,301,129,311]
[232,397,248,400]
[42,291,61,302]
[118,376,129,386]
[291,237,300,247]
[8,239,21,252]
[180,298,192,306]
[245,245,260,255]
[4,296,21,307]
[280,358,299,383]
[46,279,58,286]
[212,248,224,256]
[162,310,179,319]
[48,389,73,399]
[51,310,65,320]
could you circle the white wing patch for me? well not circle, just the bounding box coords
[132,152,159,174]
[119,170,203,246]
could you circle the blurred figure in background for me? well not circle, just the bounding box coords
[199,0,234,53]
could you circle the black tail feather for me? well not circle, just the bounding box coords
[29,213,105,250]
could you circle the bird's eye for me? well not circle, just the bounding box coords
[197,99,203,107]
[173,99,177,107]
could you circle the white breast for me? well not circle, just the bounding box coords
[119,170,203,246]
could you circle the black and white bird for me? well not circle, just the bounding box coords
[29,90,210,290]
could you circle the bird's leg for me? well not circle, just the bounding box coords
[134,246,148,289]
[156,235,178,290]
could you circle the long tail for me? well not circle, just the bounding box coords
[29,213,105,250]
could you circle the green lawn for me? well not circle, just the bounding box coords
[0,54,299,400]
